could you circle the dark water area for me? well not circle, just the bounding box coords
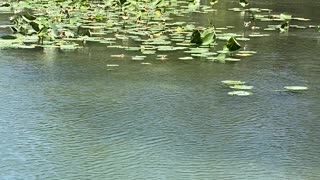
[0,0,320,179]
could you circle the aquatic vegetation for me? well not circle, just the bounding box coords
[0,0,317,66]
[190,26,216,46]
[284,86,308,91]
[221,80,246,85]
[229,85,253,90]
[222,80,254,96]
[228,91,252,96]
[0,0,313,97]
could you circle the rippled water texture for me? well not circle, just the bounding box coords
[1,0,320,179]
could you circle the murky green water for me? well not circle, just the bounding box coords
[1,1,320,179]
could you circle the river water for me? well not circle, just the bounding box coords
[0,0,320,179]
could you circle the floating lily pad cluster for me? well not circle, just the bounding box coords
[222,80,253,96]
[222,80,308,96]
[0,0,248,61]
[0,0,318,61]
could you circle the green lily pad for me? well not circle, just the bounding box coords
[236,37,250,41]
[201,31,216,46]
[284,86,308,91]
[142,50,156,54]
[228,91,252,96]
[222,80,246,85]
[280,13,292,21]
[191,53,208,57]
[292,17,311,21]
[216,53,226,63]
[141,62,152,65]
[230,85,253,90]
[110,54,125,58]
[157,46,175,51]
[173,46,188,50]
[228,8,242,12]
[215,27,228,30]
[132,56,146,61]
[179,56,193,60]
[176,42,192,46]
[248,33,270,37]
[236,50,257,57]
[235,53,254,57]
[290,25,306,29]
[125,47,140,51]
[106,64,119,67]
[225,58,241,62]
[60,44,78,50]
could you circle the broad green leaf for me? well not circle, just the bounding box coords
[22,12,36,21]
[132,55,146,61]
[216,53,226,63]
[30,22,40,32]
[1,35,17,39]
[201,27,216,46]
[60,44,78,50]
[201,32,215,45]
[190,29,202,45]
[225,37,241,51]
[280,13,292,21]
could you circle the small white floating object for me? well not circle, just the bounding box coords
[110,54,125,58]
[230,85,253,90]
[141,62,151,65]
[228,91,252,96]
[179,56,193,60]
[284,86,308,91]
[222,80,246,85]
[132,55,146,61]
[225,58,241,62]
[106,64,119,67]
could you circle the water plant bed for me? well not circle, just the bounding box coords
[0,0,317,65]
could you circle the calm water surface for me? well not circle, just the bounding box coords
[1,0,320,179]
